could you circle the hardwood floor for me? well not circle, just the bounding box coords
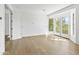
[5,35,12,51]
[4,34,79,55]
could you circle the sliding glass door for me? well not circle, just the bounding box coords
[49,12,70,37]
[62,16,69,34]
[49,8,76,39]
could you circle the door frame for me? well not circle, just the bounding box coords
[5,4,13,40]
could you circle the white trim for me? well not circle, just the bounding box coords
[13,33,47,40]
[6,4,13,12]
[23,33,47,37]
[12,36,22,40]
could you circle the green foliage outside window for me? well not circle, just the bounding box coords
[49,18,53,31]
[62,18,68,34]
[56,18,60,33]
[49,16,68,34]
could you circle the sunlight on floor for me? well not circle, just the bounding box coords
[50,38,67,41]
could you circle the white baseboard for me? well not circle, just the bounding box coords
[12,36,22,40]
[13,33,47,40]
[23,33,46,37]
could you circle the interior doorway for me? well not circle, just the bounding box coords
[5,4,13,51]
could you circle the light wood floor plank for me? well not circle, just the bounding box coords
[4,35,79,55]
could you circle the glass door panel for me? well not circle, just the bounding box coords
[56,17,60,33]
[49,18,54,31]
[62,16,69,34]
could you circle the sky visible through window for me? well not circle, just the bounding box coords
[63,16,69,24]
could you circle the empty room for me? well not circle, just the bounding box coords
[0,4,79,55]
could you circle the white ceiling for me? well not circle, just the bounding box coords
[11,4,71,15]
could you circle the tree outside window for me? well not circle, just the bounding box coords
[49,18,53,31]
[62,16,68,34]
[56,17,60,33]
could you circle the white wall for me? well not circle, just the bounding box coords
[12,10,48,40]
[12,11,22,39]
[76,5,79,44]
[0,4,5,54]
[21,11,48,37]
